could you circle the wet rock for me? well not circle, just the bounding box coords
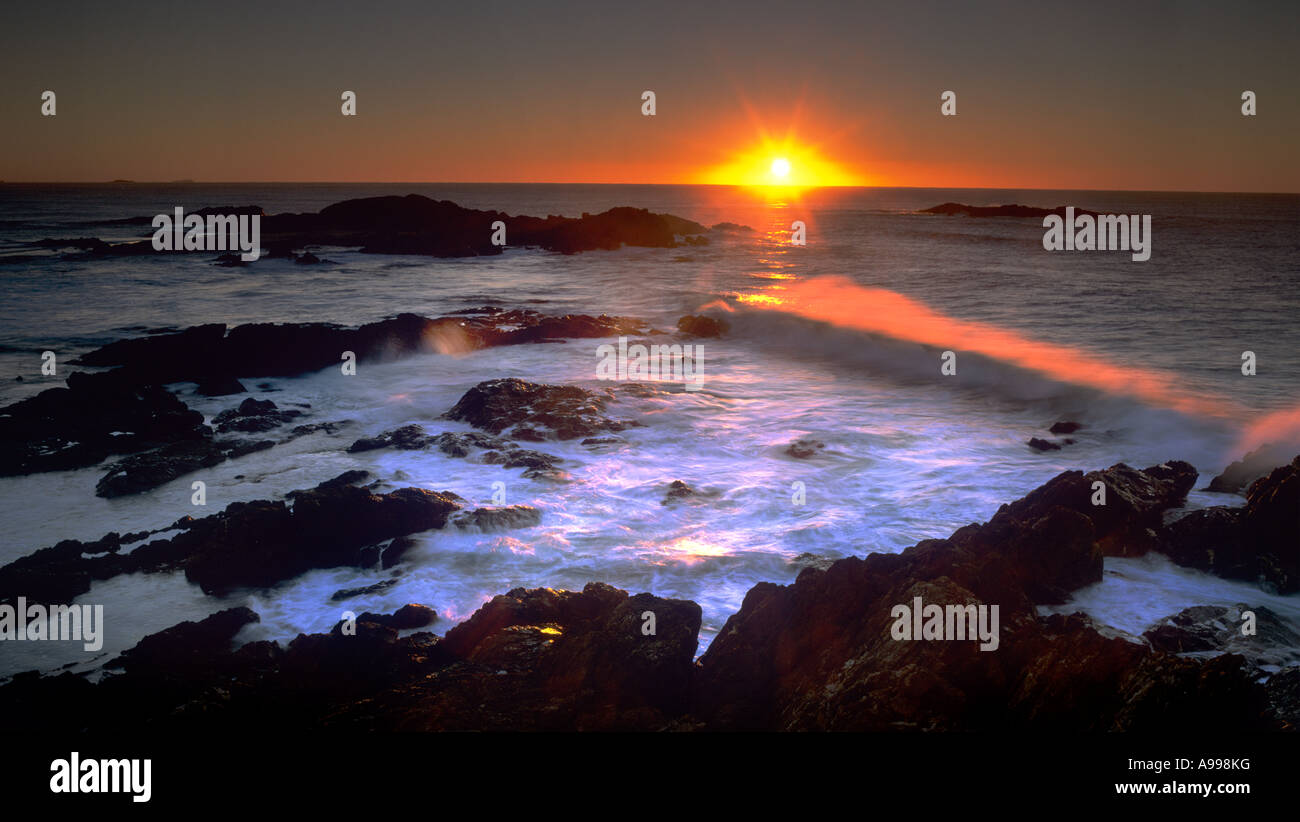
[1208,442,1297,493]
[106,607,259,676]
[1159,456,1300,592]
[330,578,399,601]
[1049,421,1082,434]
[95,437,228,498]
[663,480,695,503]
[348,427,565,479]
[786,439,825,458]
[356,604,437,630]
[676,314,730,338]
[0,370,207,476]
[444,378,634,441]
[294,252,323,264]
[347,424,430,452]
[1027,437,1061,451]
[381,536,419,569]
[452,506,542,532]
[1143,604,1300,671]
[212,397,302,433]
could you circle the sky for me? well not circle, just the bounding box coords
[1,0,1297,191]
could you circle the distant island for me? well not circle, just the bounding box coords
[922,202,1101,219]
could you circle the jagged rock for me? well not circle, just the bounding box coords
[106,607,258,676]
[1160,456,1300,592]
[1208,442,1297,493]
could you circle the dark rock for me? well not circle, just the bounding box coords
[786,439,825,458]
[1143,604,1300,671]
[212,397,302,433]
[663,480,695,503]
[1160,456,1300,592]
[452,506,542,531]
[444,378,633,440]
[95,437,227,498]
[921,203,1101,219]
[0,370,207,476]
[107,607,258,676]
[330,578,399,601]
[1208,442,1297,493]
[676,314,730,338]
[1027,437,1061,451]
[294,252,322,264]
[1049,421,1082,434]
[356,604,438,630]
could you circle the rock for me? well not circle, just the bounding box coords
[1049,421,1082,434]
[356,604,437,630]
[786,439,825,458]
[1143,604,1300,671]
[380,536,419,569]
[1027,437,1061,451]
[1160,456,1300,592]
[347,424,430,452]
[452,506,542,532]
[294,252,322,264]
[663,480,695,502]
[676,314,730,338]
[95,437,228,498]
[1,472,463,601]
[1265,667,1300,727]
[1208,442,1297,493]
[444,378,634,441]
[330,578,399,601]
[0,370,207,476]
[212,397,302,433]
[348,427,565,479]
[106,607,259,676]
[921,203,1101,219]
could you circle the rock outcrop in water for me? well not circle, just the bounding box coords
[1159,456,1300,593]
[0,308,648,478]
[38,195,711,259]
[3,458,1292,732]
[443,378,639,441]
[0,471,463,602]
[921,203,1103,219]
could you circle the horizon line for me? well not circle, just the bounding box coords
[2,181,1299,196]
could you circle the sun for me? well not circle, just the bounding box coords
[770,157,791,179]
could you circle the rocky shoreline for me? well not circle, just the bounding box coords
[1,306,1297,731]
[2,454,1296,732]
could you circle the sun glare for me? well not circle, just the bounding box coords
[699,135,861,189]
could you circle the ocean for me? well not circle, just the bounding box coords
[1,183,1298,677]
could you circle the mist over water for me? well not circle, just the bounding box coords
[1,183,1298,675]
